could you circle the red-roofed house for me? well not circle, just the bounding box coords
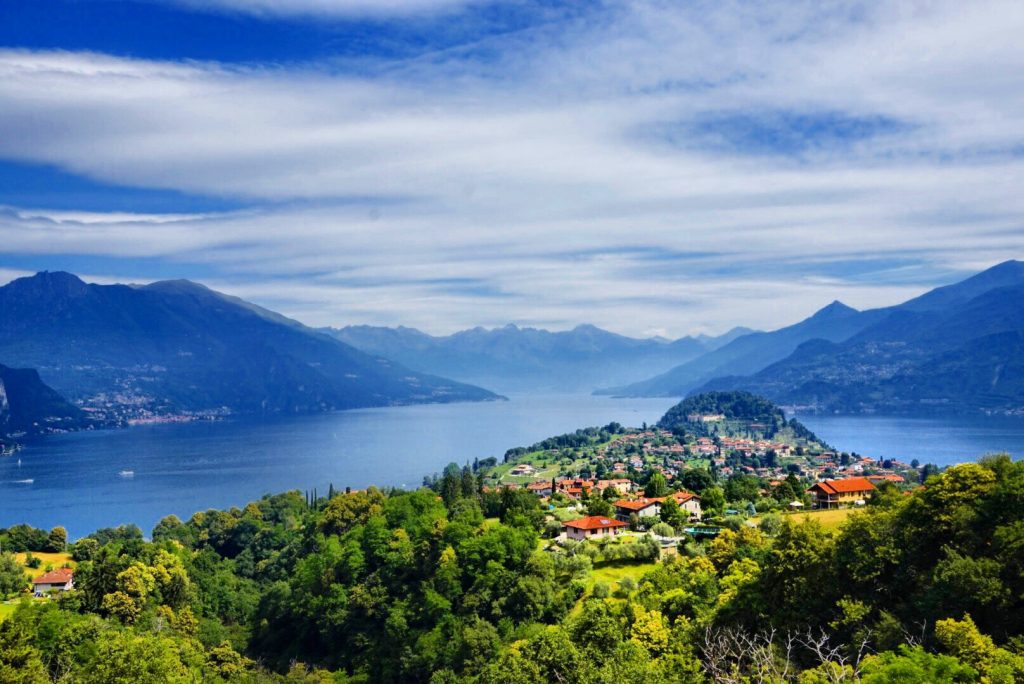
[563,515,628,541]
[808,477,876,509]
[33,568,74,596]
[613,497,662,521]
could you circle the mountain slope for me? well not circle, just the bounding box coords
[600,300,886,397]
[0,364,91,437]
[325,323,746,393]
[0,272,499,417]
[698,266,1024,414]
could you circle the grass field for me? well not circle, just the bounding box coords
[752,507,860,532]
[0,602,18,623]
[792,507,860,530]
[14,552,75,579]
[589,561,658,588]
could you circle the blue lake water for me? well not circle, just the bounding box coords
[0,395,676,538]
[798,413,1024,465]
[2,396,1023,539]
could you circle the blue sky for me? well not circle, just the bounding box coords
[1,0,1022,336]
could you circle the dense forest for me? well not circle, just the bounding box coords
[3,455,1024,682]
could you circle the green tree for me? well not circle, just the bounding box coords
[44,527,67,553]
[645,473,669,498]
[0,552,27,596]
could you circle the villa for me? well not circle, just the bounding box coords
[563,515,628,541]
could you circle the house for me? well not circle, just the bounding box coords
[808,477,876,509]
[563,515,628,541]
[666,491,703,521]
[509,464,537,476]
[595,478,635,495]
[526,480,553,496]
[614,497,663,521]
[33,568,74,596]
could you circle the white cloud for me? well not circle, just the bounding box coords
[165,0,485,18]
[0,1,1022,335]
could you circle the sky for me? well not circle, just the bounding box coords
[0,0,1022,338]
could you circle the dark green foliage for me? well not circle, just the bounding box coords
[5,455,1024,682]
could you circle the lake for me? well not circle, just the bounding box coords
[798,413,1024,465]
[2,396,1023,539]
[0,395,676,538]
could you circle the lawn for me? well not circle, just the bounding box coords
[792,507,859,531]
[14,552,75,579]
[0,602,17,623]
[750,507,861,533]
[589,561,658,589]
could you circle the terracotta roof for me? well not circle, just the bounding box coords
[33,568,73,585]
[614,498,661,511]
[809,477,876,495]
[563,516,628,531]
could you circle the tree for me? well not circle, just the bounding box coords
[587,497,613,517]
[679,469,713,494]
[701,487,725,516]
[0,552,28,596]
[659,498,685,529]
[45,527,67,553]
[645,473,669,498]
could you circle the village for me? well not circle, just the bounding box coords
[483,420,923,552]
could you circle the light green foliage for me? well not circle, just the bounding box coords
[858,645,977,683]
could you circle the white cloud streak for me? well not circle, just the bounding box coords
[0,1,1022,335]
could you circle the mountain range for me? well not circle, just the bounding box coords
[0,272,499,423]
[604,260,1024,415]
[324,323,753,393]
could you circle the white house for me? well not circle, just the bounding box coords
[33,568,74,596]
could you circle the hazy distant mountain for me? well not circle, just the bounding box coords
[600,300,887,397]
[325,323,753,393]
[0,363,91,438]
[605,260,1024,416]
[0,272,499,417]
[701,273,1024,414]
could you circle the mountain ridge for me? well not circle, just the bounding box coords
[324,323,753,393]
[602,260,1024,415]
[0,271,500,419]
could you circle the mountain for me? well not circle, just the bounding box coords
[0,363,92,438]
[600,300,887,397]
[324,323,751,393]
[604,260,1024,412]
[700,274,1024,414]
[0,272,500,418]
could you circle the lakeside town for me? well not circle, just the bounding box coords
[472,400,928,548]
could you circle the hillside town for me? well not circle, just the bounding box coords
[485,417,926,544]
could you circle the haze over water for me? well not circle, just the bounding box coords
[2,395,1023,539]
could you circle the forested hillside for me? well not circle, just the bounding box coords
[3,454,1024,682]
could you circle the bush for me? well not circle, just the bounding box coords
[24,553,42,569]
[651,522,675,537]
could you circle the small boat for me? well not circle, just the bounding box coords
[118,470,135,478]
[13,479,33,484]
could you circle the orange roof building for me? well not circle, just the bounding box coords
[563,515,628,541]
[808,477,876,509]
